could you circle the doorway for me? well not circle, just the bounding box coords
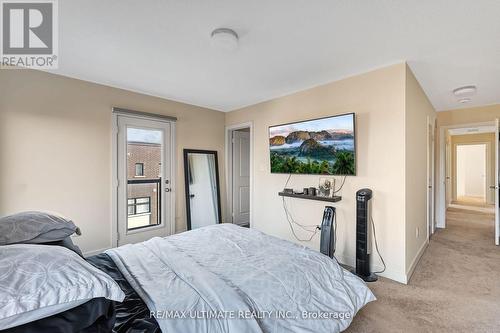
[226,123,252,228]
[113,111,175,246]
[438,121,499,245]
[455,144,487,204]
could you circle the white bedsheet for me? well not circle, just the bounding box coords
[106,224,375,333]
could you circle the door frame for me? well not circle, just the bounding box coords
[437,121,496,229]
[111,110,176,248]
[225,122,253,227]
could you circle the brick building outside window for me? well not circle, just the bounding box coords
[127,142,161,229]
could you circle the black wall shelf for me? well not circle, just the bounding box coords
[278,192,342,203]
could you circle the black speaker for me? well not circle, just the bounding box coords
[355,188,377,282]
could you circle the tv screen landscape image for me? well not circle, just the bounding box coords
[269,113,355,175]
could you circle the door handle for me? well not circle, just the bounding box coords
[189,194,195,198]
[165,188,171,192]
[490,185,499,190]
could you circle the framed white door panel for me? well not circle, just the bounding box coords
[427,118,435,238]
[115,115,174,246]
[232,130,250,226]
[495,119,499,245]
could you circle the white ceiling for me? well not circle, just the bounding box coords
[52,0,500,112]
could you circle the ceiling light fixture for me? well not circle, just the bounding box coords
[211,28,239,51]
[453,85,477,97]
[458,97,472,104]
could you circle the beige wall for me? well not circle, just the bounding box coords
[404,65,436,276]
[226,63,411,282]
[0,69,225,254]
[437,105,500,127]
[450,133,495,204]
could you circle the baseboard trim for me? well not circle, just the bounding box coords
[335,253,407,285]
[405,239,428,283]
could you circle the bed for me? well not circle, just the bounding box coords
[1,221,375,333]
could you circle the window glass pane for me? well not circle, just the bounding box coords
[136,197,150,204]
[127,128,162,230]
[136,204,150,214]
[135,163,144,176]
[128,205,135,215]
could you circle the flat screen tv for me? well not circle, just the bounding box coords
[269,113,355,175]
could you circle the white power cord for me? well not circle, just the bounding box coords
[370,215,386,274]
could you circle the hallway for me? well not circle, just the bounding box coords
[347,206,500,332]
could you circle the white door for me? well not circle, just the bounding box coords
[116,115,173,246]
[232,130,250,226]
[427,121,435,237]
[495,119,499,245]
[445,133,452,207]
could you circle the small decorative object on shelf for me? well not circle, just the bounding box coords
[319,177,335,197]
[309,187,317,196]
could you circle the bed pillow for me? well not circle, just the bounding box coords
[0,244,125,330]
[0,211,81,245]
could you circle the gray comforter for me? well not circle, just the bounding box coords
[106,224,375,333]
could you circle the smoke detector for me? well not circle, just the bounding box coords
[211,28,239,51]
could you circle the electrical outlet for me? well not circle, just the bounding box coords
[416,227,420,238]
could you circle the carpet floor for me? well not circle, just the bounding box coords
[345,206,500,333]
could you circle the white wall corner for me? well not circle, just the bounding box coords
[335,253,408,285]
[405,238,428,283]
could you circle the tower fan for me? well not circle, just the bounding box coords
[355,188,378,282]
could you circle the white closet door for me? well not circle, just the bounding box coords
[232,131,250,226]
